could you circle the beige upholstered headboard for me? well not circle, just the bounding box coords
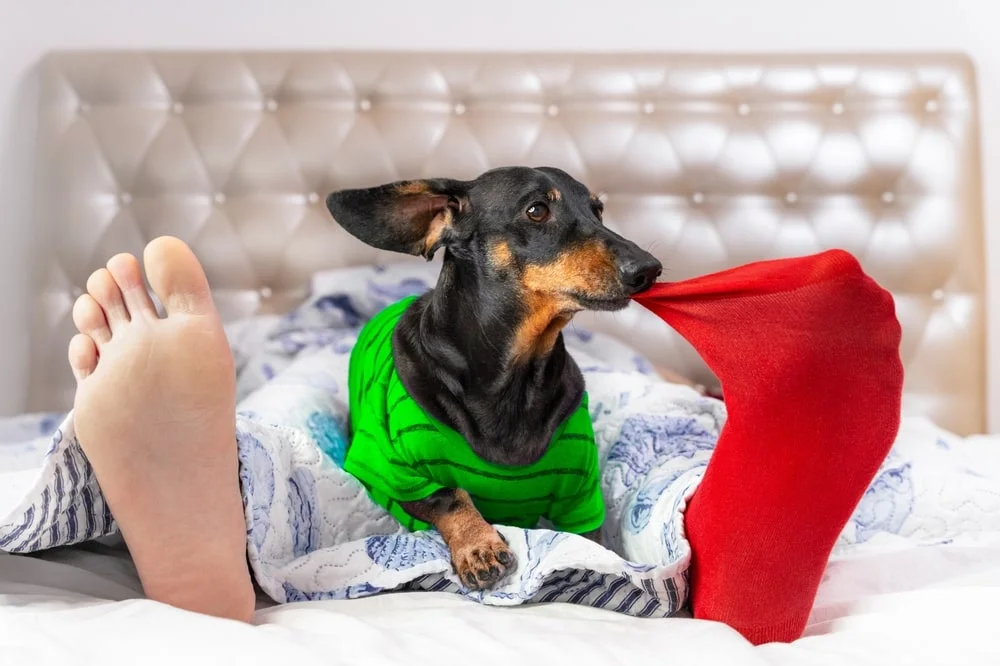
[30,52,985,435]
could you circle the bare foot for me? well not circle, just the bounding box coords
[68,236,254,622]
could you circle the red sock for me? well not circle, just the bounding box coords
[633,249,903,644]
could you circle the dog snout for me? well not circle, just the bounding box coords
[620,256,662,295]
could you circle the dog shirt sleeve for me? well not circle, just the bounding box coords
[344,296,444,506]
[546,396,606,534]
[345,421,443,504]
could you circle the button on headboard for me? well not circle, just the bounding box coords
[31,52,985,434]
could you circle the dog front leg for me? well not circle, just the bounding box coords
[401,488,516,590]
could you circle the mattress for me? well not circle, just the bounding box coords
[2,537,999,665]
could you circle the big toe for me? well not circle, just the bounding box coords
[143,237,216,316]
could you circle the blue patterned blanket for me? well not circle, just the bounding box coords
[2,263,998,615]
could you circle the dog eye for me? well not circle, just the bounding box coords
[526,203,550,222]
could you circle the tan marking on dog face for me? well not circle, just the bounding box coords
[547,189,562,202]
[511,240,618,361]
[396,181,431,196]
[489,240,514,269]
[521,240,617,296]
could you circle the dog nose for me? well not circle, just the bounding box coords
[621,258,662,295]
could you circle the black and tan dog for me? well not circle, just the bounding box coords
[327,167,661,590]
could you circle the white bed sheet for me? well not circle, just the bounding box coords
[1,538,999,666]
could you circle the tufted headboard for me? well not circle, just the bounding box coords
[30,52,985,435]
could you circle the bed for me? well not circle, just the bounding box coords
[2,52,999,665]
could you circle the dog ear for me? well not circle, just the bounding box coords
[326,179,469,260]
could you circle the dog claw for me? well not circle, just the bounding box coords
[453,530,516,590]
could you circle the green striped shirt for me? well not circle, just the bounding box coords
[345,295,605,534]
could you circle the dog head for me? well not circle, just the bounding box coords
[327,167,662,359]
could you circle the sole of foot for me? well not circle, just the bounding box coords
[69,236,254,622]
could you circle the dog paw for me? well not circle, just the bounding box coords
[452,530,516,590]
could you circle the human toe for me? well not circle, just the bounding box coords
[106,252,156,319]
[143,237,216,317]
[86,268,129,330]
[68,333,98,381]
[72,294,112,346]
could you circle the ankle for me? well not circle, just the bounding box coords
[142,565,255,622]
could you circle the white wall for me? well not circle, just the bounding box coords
[2,0,998,429]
